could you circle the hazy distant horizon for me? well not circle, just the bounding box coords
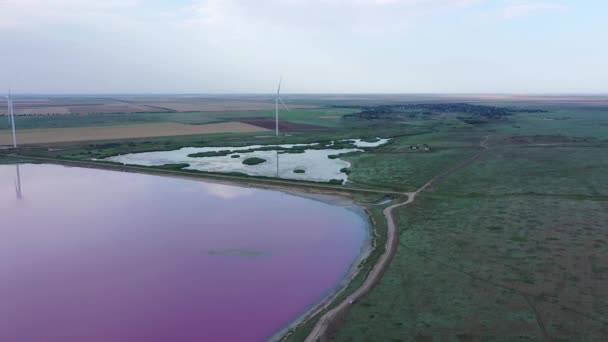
[4,92,608,97]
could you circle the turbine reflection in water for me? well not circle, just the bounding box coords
[14,164,22,199]
[276,150,279,178]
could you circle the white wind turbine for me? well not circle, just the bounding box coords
[6,89,17,148]
[274,77,289,137]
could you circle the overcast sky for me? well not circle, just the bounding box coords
[0,0,605,94]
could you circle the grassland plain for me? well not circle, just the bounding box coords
[0,96,320,116]
[0,108,354,130]
[336,195,608,341]
[344,146,478,192]
[436,145,608,196]
[3,97,608,341]
[489,109,608,140]
[334,116,608,341]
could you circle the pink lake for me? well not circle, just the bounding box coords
[0,164,368,342]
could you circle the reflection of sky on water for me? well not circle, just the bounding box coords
[199,182,256,200]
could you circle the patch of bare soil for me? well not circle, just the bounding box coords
[140,102,317,112]
[239,118,327,131]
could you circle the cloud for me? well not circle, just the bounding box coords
[502,1,566,19]
[179,0,486,41]
[183,0,486,26]
[286,0,482,6]
[1,0,486,35]
[201,183,256,200]
[0,0,143,30]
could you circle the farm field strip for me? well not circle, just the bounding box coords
[0,122,268,144]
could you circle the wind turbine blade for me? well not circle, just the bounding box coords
[277,77,282,95]
[278,97,290,111]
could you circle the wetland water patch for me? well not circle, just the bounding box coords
[102,138,390,183]
[0,164,369,342]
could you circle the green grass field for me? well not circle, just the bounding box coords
[0,108,355,130]
[334,111,608,341]
[337,193,608,341]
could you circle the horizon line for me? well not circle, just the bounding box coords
[2,92,608,97]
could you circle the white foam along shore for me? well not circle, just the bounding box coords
[103,138,390,183]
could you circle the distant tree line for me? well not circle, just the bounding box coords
[338,103,546,122]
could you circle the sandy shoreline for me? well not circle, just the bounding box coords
[268,203,373,342]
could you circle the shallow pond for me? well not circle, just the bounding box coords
[103,138,390,183]
[0,164,369,341]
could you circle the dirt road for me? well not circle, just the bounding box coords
[305,136,490,342]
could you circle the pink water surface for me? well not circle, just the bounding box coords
[0,164,367,342]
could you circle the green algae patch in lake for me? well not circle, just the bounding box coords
[188,150,233,158]
[242,157,266,165]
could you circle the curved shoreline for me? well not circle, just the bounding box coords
[269,206,373,341]
[272,205,377,342]
[4,157,381,342]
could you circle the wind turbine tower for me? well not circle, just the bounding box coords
[274,78,289,137]
[7,90,17,148]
